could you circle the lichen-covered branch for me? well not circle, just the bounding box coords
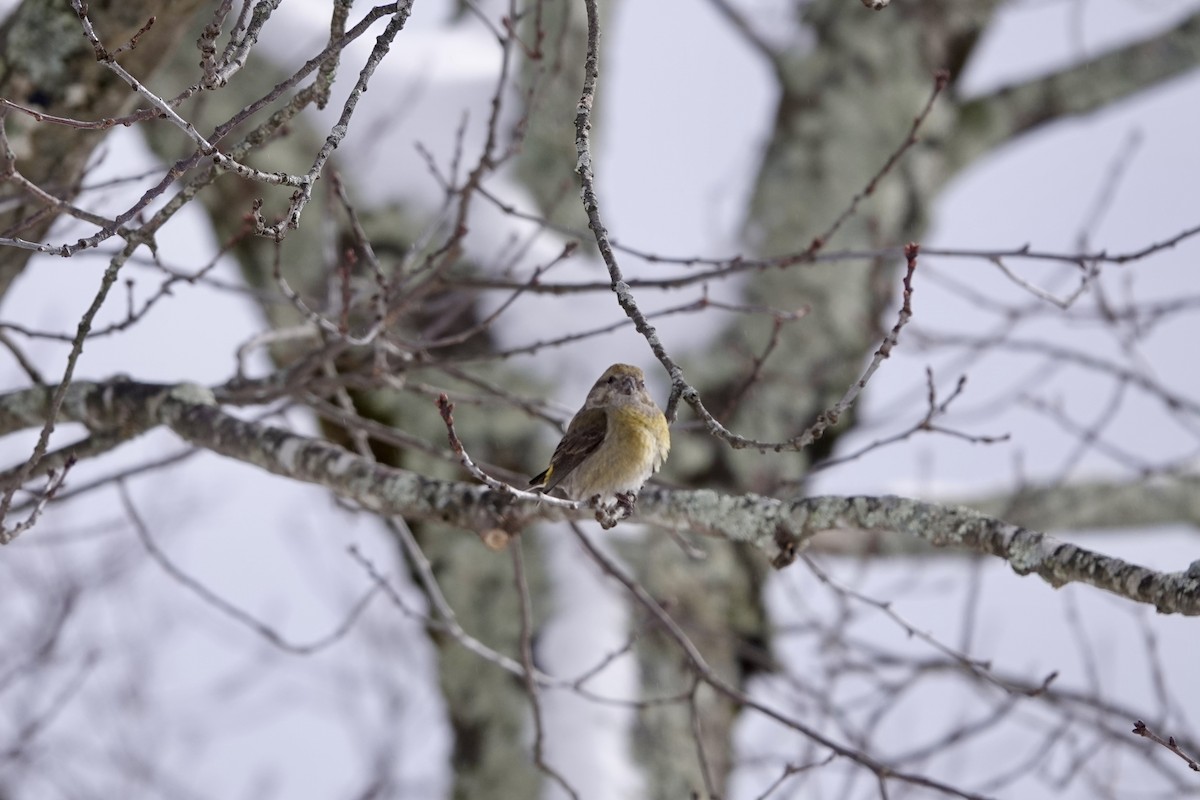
[2,379,1197,615]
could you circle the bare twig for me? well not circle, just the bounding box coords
[119,481,378,654]
[1132,720,1200,772]
[511,539,581,799]
[435,393,578,510]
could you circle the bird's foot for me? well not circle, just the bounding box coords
[591,491,637,530]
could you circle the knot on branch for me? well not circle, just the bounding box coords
[772,523,801,568]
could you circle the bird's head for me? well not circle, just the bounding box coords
[586,363,648,406]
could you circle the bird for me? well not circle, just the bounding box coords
[530,363,670,527]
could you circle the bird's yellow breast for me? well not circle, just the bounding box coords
[608,405,670,471]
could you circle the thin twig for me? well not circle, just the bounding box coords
[119,481,378,654]
[511,538,581,799]
[1132,720,1200,771]
[435,393,578,509]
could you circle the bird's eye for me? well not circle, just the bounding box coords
[637,380,645,389]
[607,375,616,384]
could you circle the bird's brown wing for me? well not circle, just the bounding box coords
[530,407,607,490]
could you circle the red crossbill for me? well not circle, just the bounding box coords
[530,363,670,525]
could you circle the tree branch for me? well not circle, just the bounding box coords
[2,380,1197,614]
[955,11,1200,162]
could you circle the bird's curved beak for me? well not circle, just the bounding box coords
[618,375,637,395]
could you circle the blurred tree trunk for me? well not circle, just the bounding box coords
[138,4,599,798]
[629,4,993,794]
